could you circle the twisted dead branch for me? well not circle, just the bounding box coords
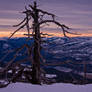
[0,1,81,85]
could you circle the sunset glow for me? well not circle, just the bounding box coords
[0,0,92,37]
[0,30,92,38]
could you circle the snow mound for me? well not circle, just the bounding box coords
[0,83,92,92]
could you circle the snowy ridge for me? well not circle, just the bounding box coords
[0,37,92,88]
[46,37,92,62]
[0,37,92,72]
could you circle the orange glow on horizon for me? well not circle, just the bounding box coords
[0,30,92,38]
[0,31,27,38]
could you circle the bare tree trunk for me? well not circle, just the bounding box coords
[6,1,73,85]
[31,2,41,84]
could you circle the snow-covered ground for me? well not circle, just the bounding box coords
[0,83,92,92]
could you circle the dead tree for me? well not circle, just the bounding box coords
[7,1,78,84]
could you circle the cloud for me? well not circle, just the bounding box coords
[0,0,92,36]
[0,18,21,25]
[0,10,19,15]
[0,25,12,28]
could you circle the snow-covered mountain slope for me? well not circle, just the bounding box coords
[1,37,92,61]
[45,37,92,62]
[0,37,92,84]
[0,37,92,73]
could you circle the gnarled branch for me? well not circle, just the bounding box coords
[38,20,79,37]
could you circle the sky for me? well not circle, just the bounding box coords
[0,0,92,37]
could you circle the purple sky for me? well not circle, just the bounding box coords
[0,0,92,36]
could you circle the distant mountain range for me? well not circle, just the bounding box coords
[0,37,92,83]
